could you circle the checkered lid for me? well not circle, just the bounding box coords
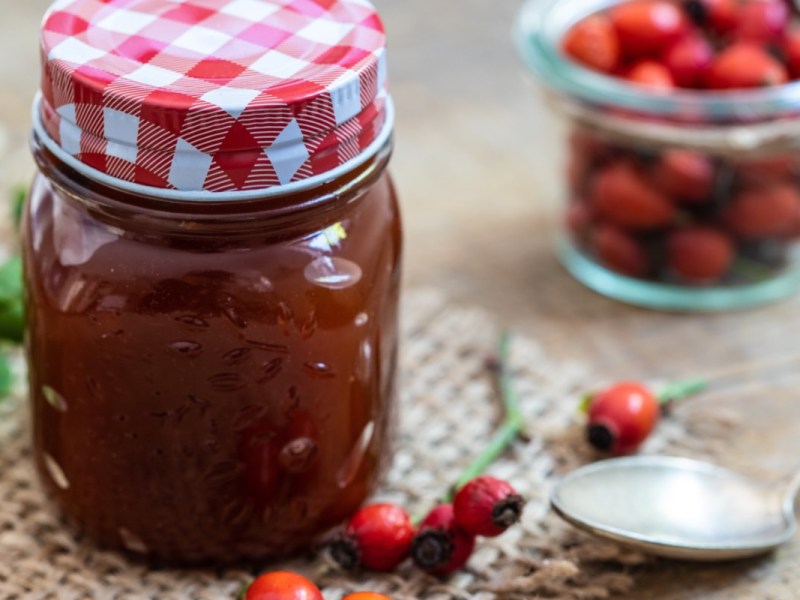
[37,0,389,196]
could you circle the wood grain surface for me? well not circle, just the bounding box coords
[3,0,800,597]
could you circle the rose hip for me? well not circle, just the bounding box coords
[652,149,715,203]
[329,503,414,572]
[662,35,714,88]
[342,594,392,600]
[734,0,789,42]
[593,224,649,277]
[706,43,788,89]
[590,161,676,230]
[784,29,800,78]
[667,227,735,282]
[563,14,621,72]
[453,476,525,538]
[586,382,660,455]
[244,572,323,600]
[611,0,689,56]
[411,504,476,575]
[626,60,675,89]
[725,183,800,239]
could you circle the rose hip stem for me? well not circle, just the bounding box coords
[446,331,524,503]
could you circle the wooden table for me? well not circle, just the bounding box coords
[3,1,800,596]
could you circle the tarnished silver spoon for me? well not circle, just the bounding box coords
[551,455,800,560]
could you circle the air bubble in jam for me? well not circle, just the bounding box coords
[336,420,375,489]
[355,312,369,326]
[44,453,69,489]
[118,527,148,554]
[304,362,335,378]
[42,386,68,412]
[304,256,363,289]
[169,340,203,356]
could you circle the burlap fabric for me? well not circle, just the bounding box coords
[0,289,782,599]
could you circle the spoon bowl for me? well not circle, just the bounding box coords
[551,456,797,561]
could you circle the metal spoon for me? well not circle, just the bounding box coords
[551,455,800,560]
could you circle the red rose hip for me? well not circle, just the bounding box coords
[706,43,788,89]
[593,224,649,277]
[667,227,734,282]
[587,382,660,455]
[662,35,714,88]
[626,60,675,89]
[734,0,789,42]
[453,476,525,538]
[563,14,621,72]
[244,572,323,600]
[725,184,800,239]
[653,149,715,203]
[329,503,414,571]
[591,161,676,230]
[611,0,689,56]
[411,504,476,575]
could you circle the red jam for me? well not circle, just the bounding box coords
[24,140,401,564]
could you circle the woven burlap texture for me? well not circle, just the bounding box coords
[0,289,761,600]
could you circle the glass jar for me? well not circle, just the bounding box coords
[516,0,800,311]
[24,0,400,565]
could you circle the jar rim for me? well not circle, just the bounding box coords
[514,0,800,122]
[33,94,394,203]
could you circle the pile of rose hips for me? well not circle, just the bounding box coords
[563,0,799,89]
[561,0,800,286]
[329,475,525,576]
[241,476,525,599]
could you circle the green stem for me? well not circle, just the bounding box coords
[444,330,524,503]
[656,378,707,404]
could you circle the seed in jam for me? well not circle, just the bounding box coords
[42,385,68,412]
[260,358,283,383]
[118,528,148,554]
[44,453,69,489]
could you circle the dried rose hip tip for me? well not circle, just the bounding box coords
[453,476,526,538]
[411,503,476,575]
[329,503,414,572]
[244,571,324,600]
[587,422,616,452]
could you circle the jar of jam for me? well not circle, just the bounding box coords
[517,0,800,311]
[24,0,401,565]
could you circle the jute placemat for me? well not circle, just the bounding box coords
[0,290,762,599]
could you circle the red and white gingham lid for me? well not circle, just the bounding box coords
[36,0,391,198]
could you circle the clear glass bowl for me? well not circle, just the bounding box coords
[516,0,800,311]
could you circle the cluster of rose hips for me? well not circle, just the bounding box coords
[240,476,525,599]
[566,126,800,285]
[329,475,525,576]
[563,0,800,89]
[562,0,800,286]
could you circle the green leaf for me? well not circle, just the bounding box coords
[578,392,595,414]
[0,256,24,343]
[12,185,26,232]
[0,353,12,399]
